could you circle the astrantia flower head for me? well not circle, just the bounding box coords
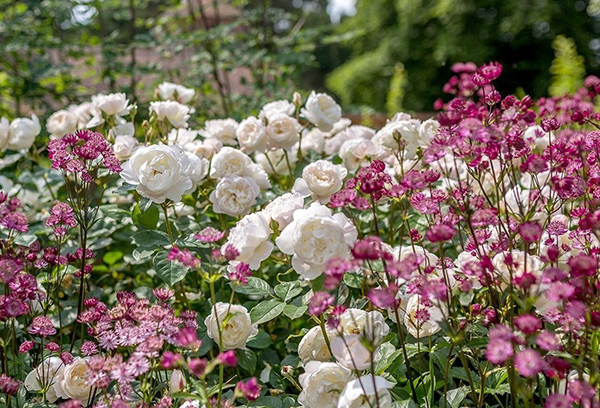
[194,227,225,243]
[309,291,334,316]
[235,377,261,401]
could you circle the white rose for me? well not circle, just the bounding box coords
[56,357,92,402]
[298,361,353,408]
[87,93,131,127]
[276,203,357,279]
[210,147,253,179]
[324,125,375,156]
[300,128,325,155]
[170,369,186,393]
[24,357,65,403]
[293,160,347,204]
[492,250,544,288]
[331,334,372,370]
[338,375,393,408]
[7,115,41,151]
[200,119,238,145]
[339,308,390,346]
[185,138,223,159]
[524,125,551,151]
[395,245,439,268]
[46,109,78,139]
[168,128,199,146]
[259,100,295,121]
[255,148,297,176]
[236,116,267,153]
[204,302,258,350]
[372,117,421,157]
[224,211,273,269]
[301,91,342,132]
[121,145,193,203]
[68,102,92,128]
[112,135,138,160]
[264,192,304,229]
[266,113,300,150]
[246,163,271,190]
[403,294,446,338]
[183,151,209,194]
[182,401,200,408]
[418,118,440,148]
[339,138,378,172]
[298,326,338,364]
[150,101,190,129]
[0,117,10,150]
[157,82,195,105]
[209,176,260,217]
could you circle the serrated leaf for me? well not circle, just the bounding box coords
[235,277,271,298]
[283,304,307,320]
[446,386,470,408]
[274,281,302,302]
[250,299,285,325]
[153,251,188,286]
[133,230,171,248]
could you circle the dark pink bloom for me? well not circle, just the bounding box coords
[153,287,175,302]
[236,377,261,401]
[545,394,573,408]
[309,292,334,316]
[218,350,237,367]
[45,342,60,352]
[518,222,543,243]
[536,331,561,351]
[194,227,225,243]
[514,314,542,334]
[426,224,455,242]
[0,374,19,396]
[567,254,597,277]
[514,349,544,377]
[161,352,181,369]
[367,286,397,309]
[189,358,207,377]
[18,341,33,353]
[28,316,56,337]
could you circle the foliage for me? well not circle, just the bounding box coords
[549,35,586,97]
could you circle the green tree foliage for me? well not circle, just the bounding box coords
[328,0,600,112]
[549,35,586,97]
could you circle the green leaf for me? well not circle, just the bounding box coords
[235,277,271,298]
[103,251,123,265]
[237,348,257,374]
[132,203,160,230]
[343,273,362,289]
[274,281,302,302]
[445,386,470,408]
[250,299,285,325]
[14,233,37,247]
[133,230,171,248]
[283,304,307,320]
[153,251,188,286]
[247,331,273,349]
[250,397,282,408]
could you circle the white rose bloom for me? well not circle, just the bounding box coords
[172,202,195,217]
[204,302,258,350]
[266,113,300,150]
[264,192,304,230]
[200,119,239,145]
[113,135,138,160]
[224,211,273,270]
[523,125,552,151]
[121,145,193,204]
[181,401,200,408]
[300,128,325,155]
[236,116,267,154]
[339,138,378,172]
[338,375,393,408]
[87,93,131,127]
[185,138,223,159]
[0,117,10,150]
[331,334,372,371]
[298,361,353,408]
[183,151,209,194]
[55,357,92,402]
[259,100,295,121]
[150,101,190,128]
[418,118,440,148]
[492,250,544,288]
[210,146,253,179]
[395,245,439,268]
[403,294,447,339]
[7,115,41,151]
[209,176,260,217]
[255,147,297,176]
[246,163,271,190]
[168,128,199,146]
[157,82,195,105]
[372,118,421,158]
[276,203,357,279]
[293,160,347,204]
[324,125,375,156]
[301,91,342,132]
[339,308,390,346]
[24,357,65,403]
[170,369,186,393]
[68,102,92,128]
[46,109,78,139]
[298,326,338,364]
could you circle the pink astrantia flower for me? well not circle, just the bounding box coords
[309,291,334,316]
[514,349,545,377]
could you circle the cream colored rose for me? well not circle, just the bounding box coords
[209,176,260,217]
[110,123,137,160]
[210,147,253,179]
[68,102,92,128]
[56,357,92,402]
[266,113,300,150]
[183,151,209,194]
[331,334,372,371]
[339,138,378,172]
[200,119,238,145]
[224,211,273,269]
[324,125,374,156]
[298,361,353,408]
[338,375,393,408]
[418,118,440,147]
[301,91,342,132]
[149,101,190,128]
[168,128,198,146]
[7,115,41,150]
[300,128,325,155]
[298,326,338,364]
[204,302,258,350]
[87,93,131,127]
[157,82,195,105]
[263,192,304,230]
[259,100,295,121]
[120,145,193,203]
[236,116,267,153]
[184,138,223,159]
[293,160,347,204]
[339,308,390,346]
[276,203,357,279]
[255,148,297,176]
[372,117,421,158]
[24,357,65,403]
[492,250,544,288]
[0,117,9,151]
[403,294,446,338]
[46,109,78,139]
[170,369,186,393]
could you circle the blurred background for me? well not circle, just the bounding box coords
[1,0,599,124]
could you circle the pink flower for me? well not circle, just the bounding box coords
[309,292,334,316]
[536,331,560,351]
[514,349,544,377]
[514,314,542,334]
[194,227,225,243]
[236,377,261,401]
[0,374,19,396]
[153,287,175,302]
[426,224,455,243]
[189,358,207,377]
[28,316,56,337]
[161,351,181,369]
[18,341,33,353]
[545,394,573,408]
[518,222,543,243]
[367,286,397,309]
[218,350,237,367]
